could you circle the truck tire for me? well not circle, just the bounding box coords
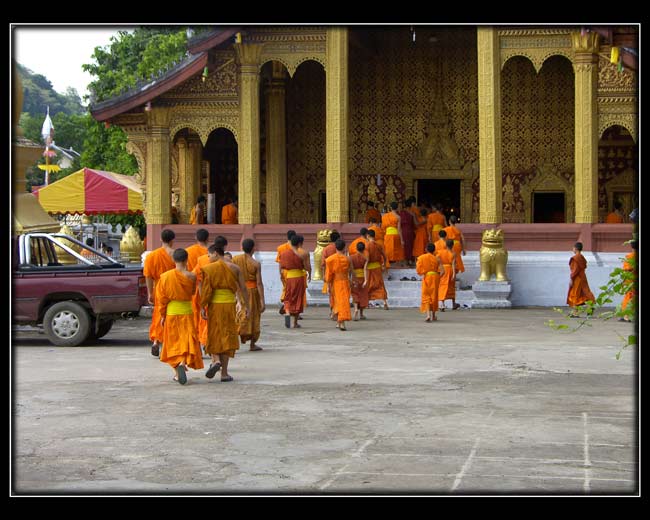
[43,301,91,347]
[90,318,114,340]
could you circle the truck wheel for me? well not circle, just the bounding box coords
[90,319,114,340]
[43,301,91,347]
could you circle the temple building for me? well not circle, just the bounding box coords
[90,25,637,257]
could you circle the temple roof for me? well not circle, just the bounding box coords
[90,27,239,122]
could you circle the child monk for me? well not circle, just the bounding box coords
[350,241,369,321]
[157,248,204,384]
[325,239,353,330]
[438,239,460,311]
[567,242,595,318]
[416,242,445,322]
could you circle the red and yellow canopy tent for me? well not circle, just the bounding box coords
[33,167,144,214]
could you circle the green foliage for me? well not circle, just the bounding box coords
[16,63,84,116]
[80,118,138,174]
[545,250,636,359]
[101,213,146,231]
[83,27,190,103]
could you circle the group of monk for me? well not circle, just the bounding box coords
[144,228,264,384]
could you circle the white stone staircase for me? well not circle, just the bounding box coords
[307,268,475,309]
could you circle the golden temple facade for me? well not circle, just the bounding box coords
[91,26,638,226]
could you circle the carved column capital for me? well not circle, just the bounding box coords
[571,32,600,55]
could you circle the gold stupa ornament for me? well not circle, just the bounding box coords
[120,225,145,263]
[54,224,82,265]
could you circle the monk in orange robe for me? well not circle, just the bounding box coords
[365,201,382,224]
[144,229,176,357]
[157,248,204,384]
[350,241,369,321]
[200,239,249,382]
[279,234,309,328]
[434,229,448,256]
[381,201,405,264]
[325,239,352,330]
[296,235,311,310]
[437,239,460,311]
[412,206,429,259]
[185,228,209,272]
[366,230,389,310]
[221,197,238,224]
[620,241,637,321]
[321,231,340,319]
[368,219,385,249]
[348,228,369,256]
[443,215,466,273]
[276,230,296,315]
[189,195,206,225]
[233,239,266,351]
[192,245,219,354]
[567,242,595,317]
[605,201,625,223]
[416,243,445,322]
[427,204,448,244]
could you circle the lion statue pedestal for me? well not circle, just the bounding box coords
[471,228,512,308]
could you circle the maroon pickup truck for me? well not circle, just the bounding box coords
[13,232,148,346]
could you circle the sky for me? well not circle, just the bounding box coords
[12,26,135,101]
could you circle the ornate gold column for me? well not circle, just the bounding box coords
[176,135,203,223]
[477,27,502,224]
[572,32,600,223]
[326,27,349,223]
[265,63,287,224]
[235,43,263,224]
[146,107,171,224]
[189,136,203,208]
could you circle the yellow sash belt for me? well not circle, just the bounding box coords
[286,269,305,279]
[443,264,453,268]
[167,300,193,315]
[367,262,381,270]
[433,224,443,232]
[211,289,236,303]
[386,227,399,235]
[426,271,439,276]
[453,240,460,246]
[353,268,365,278]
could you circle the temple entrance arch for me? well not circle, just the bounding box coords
[204,128,238,224]
[598,125,637,222]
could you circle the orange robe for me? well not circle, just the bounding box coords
[193,254,212,346]
[412,208,428,259]
[366,241,388,301]
[416,252,441,313]
[189,205,205,225]
[621,252,636,312]
[221,203,238,224]
[200,260,240,358]
[566,253,595,307]
[368,224,385,250]
[157,270,204,370]
[605,212,624,224]
[276,242,292,303]
[185,244,208,272]
[298,247,310,309]
[437,249,456,302]
[365,208,381,224]
[279,248,306,315]
[381,212,404,262]
[443,225,465,273]
[143,247,176,343]
[325,254,352,321]
[434,238,447,256]
[428,212,447,243]
[233,254,262,345]
[348,236,368,256]
[350,252,369,309]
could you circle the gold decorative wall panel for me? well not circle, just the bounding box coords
[500,55,575,223]
[499,29,573,72]
[286,60,326,223]
[598,126,637,221]
[348,27,479,216]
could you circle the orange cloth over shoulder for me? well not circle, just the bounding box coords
[350,252,369,309]
[437,249,455,301]
[279,248,306,315]
[381,212,404,262]
[443,225,465,273]
[416,252,441,313]
[185,244,208,272]
[157,269,203,370]
[325,253,352,322]
[566,253,595,307]
[605,212,624,224]
[366,241,387,301]
[365,207,381,223]
[143,247,176,343]
[221,203,238,224]
[233,254,262,345]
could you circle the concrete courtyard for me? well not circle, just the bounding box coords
[11,306,638,495]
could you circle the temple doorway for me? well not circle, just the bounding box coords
[533,192,565,223]
[204,128,238,224]
[417,179,461,222]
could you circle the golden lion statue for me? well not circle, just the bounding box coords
[478,228,509,281]
[312,228,337,281]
